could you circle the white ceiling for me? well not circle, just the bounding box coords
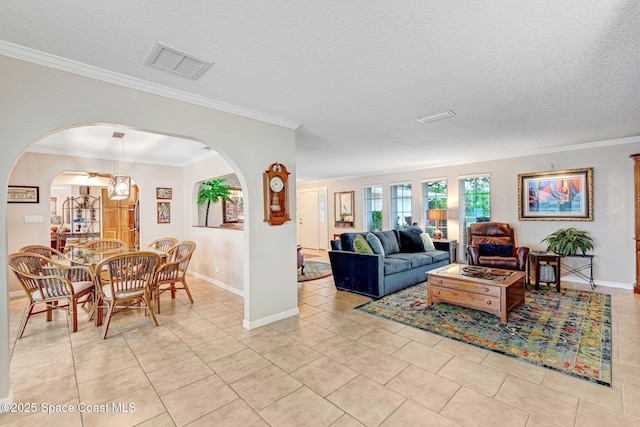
[1,1,639,182]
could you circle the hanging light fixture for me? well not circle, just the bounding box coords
[108,131,131,200]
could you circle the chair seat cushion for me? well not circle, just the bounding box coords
[71,280,94,294]
[102,285,145,299]
[479,243,513,257]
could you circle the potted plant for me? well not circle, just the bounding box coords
[541,228,594,257]
[197,178,234,227]
[371,210,382,231]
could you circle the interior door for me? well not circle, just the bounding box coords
[101,185,138,247]
[298,189,320,249]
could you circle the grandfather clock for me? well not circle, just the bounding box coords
[632,154,640,293]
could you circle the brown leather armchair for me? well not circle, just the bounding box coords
[466,222,529,271]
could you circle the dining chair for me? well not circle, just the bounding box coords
[8,252,95,338]
[153,241,196,313]
[82,238,126,251]
[94,251,160,339]
[148,237,178,253]
[19,244,66,261]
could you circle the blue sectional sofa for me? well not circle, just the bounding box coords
[329,230,451,298]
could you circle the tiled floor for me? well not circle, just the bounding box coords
[2,249,640,426]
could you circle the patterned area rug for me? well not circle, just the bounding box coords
[298,261,333,282]
[357,283,612,387]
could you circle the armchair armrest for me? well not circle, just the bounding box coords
[328,250,384,298]
[515,246,529,271]
[466,245,480,266]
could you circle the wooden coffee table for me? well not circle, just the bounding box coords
[426,264,525,323]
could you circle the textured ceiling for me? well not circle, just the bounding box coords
[1,1,639,181]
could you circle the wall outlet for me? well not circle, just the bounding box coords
[215,266,220,274]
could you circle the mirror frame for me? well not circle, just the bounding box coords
[334,191,355,227]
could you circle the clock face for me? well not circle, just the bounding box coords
[270,176,284,193]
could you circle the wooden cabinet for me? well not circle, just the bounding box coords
[631,153,640,293]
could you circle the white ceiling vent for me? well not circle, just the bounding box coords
[144,42,212,79]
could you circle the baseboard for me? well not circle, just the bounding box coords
[561,275,633,290]
[188,270,244,298]
[242,307,300,330]
[9,291,22,299]
[0,390,13,412]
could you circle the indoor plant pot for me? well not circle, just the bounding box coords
[541,228,594,257]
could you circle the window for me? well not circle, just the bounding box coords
[390,183,412,230]
[459,175,491,260]
[423,179,448,238]
[364,185,382,231]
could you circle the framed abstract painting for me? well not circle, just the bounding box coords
[518,168,593,221]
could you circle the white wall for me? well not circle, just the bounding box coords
[300,141,640,287]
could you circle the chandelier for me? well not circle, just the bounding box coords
[107,131,131,200]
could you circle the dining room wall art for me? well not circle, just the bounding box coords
[157,201,170,223]
[7,186,39,203]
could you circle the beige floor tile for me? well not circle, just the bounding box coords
[3,398,83,427]
[230,365,302,410]
[134,341,196,372]
[386,365,460,412]
[380,400,460,426]
[207,311,244,329]
[619,345,640,369]
[328,318,374,340]
[346,348,409,385]
[135,411,177,427]
[576,399,640,426]
[297,303,325,318]
[392,340,453,373]
[287,323,336,346]
[395,326,444,347]
[263,340,323,373]
[259,386,344,426]
[78,364,150,404]
[525,416,563,427]
[495,375,578,426]
[171,322,228,347]
[433,337,489,363]
[300,294,334,307]
[329,413,366,426]
[542,370,622,412]
[81,385,166,427]
[438,356,507,396]
[327,375,406,426]
[209,348,272,383]
[623,384,640,418]
[191,334,246,363]
[187,399,268,427]
[304,311,345,328]
[356,329,411,354]
[241,329,294,354]
[147,355,214,396]
[313,334,370,363]
[481,352,547,384]
[441,386,529,427]
[10,348,76,391]
[162,374,238,426]
[223,324,271,340]
[292,356,359,397]
[267,316,312,333]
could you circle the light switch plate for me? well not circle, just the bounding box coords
[24,215,44,223]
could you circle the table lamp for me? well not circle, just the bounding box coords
[427,209,447,239]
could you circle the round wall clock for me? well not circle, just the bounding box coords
[263,162,291,226]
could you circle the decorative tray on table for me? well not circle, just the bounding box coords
[461,266,512,281]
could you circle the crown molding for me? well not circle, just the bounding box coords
[0,40,301,130]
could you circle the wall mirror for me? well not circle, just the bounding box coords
[334,191,355,228]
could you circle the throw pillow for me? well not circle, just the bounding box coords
[398,230,425,253]
[420,232,436,251]
[478,243,513,257]
[366,233,385,256]
[374,230,400,255]
[353,234,374,254]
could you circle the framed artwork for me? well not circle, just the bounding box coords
[223,188,244,224]
[50,197,57,214]
[156,187,172,200]
[518,168,593,221]
[8,186,39,203]
[157,202,170,223]
[79,186,90,195]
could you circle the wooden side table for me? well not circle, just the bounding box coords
[527,252,561,291]
[433,239,458,263]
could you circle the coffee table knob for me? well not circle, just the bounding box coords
[484,288,489,292]
[486,301,491,305]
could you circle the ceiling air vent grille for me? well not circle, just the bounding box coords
[145,42,212,80]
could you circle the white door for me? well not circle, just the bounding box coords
[298,190,320,249]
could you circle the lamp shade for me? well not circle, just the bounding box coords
[108,175,131,200]
[427,209,447,221]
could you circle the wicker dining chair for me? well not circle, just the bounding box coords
[94,251,161,339]
[148,237,178,253]
[153,241,196,313]
[8,252,95,338]
[82,238,127,251]
[19,244,66,261]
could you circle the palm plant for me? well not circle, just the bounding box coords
[541,228,594,256]
[197,179,234,227]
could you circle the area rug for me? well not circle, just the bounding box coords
[356,283,612,387]
[298,261,333,282]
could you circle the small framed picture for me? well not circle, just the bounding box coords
[156,187,172,200]
[79,186,90,195]
[8,186,39,203]
[157,202,170,223]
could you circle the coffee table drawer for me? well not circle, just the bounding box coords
[430,285,500,311]
[429,277,501,298]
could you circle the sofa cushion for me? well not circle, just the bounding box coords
[354,234,374,254]
[387,252,433,268]
[366,233,385,256]
[374,230,400,255]
[429,250,451,263]
[340,232,366,252]
[398,231,425,253]
[420,232,435,251]
[479,243,513,257]
[383,257,412,275]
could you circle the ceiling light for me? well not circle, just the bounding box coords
[108,132,131,201]
[416,110,455,124]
